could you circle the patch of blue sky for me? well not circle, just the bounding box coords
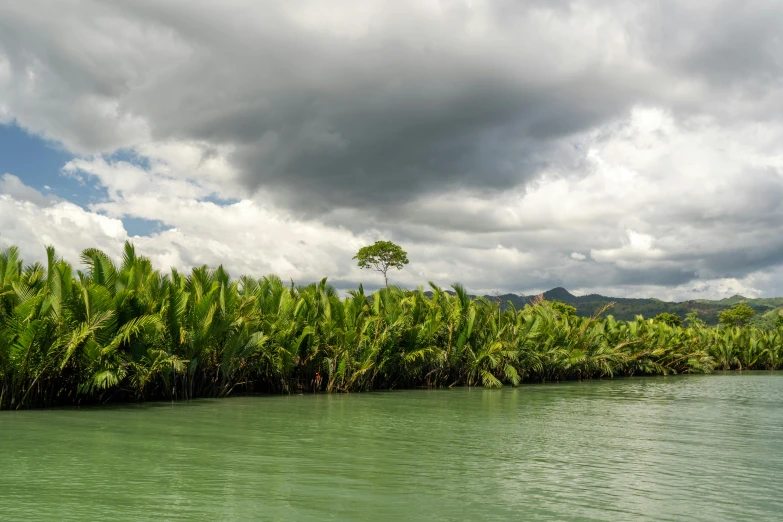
[105,147,151,170]
[0,122,107,207]
[202,193,240,206]
[121,216,166,237]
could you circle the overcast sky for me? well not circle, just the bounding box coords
[1,0,782,300]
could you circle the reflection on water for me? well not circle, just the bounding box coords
[2,373,782,521]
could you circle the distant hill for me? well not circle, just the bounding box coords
[693,295,783,308]
[472,287,783,326]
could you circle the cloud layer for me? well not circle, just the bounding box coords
[0,0,782,299]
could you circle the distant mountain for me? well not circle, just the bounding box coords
[421,286,782,326]
[542,287,576,302]
[473,287,783,326]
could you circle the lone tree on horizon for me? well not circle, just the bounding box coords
[354,240,409,287]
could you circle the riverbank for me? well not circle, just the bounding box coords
[2,244,782,410]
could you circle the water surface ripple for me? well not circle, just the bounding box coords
[1,373,782,520]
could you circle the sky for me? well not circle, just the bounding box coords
[1,0,782,300]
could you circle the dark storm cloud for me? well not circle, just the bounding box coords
[8,0,783,210]
[112,0,646,210]
[641,1,783,85]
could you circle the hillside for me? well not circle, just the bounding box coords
[482,287,783,326]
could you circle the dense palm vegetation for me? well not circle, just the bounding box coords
[1,243,782,410]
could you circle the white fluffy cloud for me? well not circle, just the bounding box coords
[0,168,370,286]
[0,179,127,263]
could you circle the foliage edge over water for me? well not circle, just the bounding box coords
[1,243,782,409]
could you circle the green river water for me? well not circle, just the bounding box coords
[1,373,782,521]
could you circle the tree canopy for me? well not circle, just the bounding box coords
[718,302,756,327]
[550,300,577,318]
[654,312,682,327]
[353,240,409,287]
